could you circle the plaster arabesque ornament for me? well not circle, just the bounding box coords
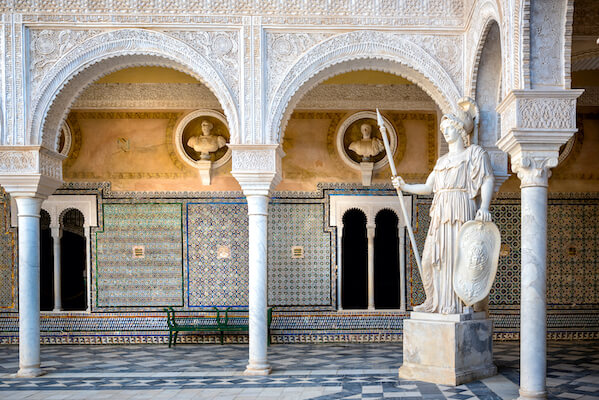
[392,97,500,314]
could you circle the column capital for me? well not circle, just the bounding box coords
[496,89,583,189]
[0,146,65,198]
[230,144,284,197]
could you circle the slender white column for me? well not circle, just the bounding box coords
[84,226,91,311]
[367,224,375,310]
[50,226,62,312]
[399,230,406,311]
[244,195,271,376]
[519,183,548,399]
[15,196,45,377]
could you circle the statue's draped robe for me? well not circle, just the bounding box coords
[419,144,493,314]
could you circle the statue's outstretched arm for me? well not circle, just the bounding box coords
[393,171,434,195]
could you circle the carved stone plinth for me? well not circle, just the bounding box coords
[399,311,496,386]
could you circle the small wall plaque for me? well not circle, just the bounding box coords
[132,245,145,259]
[217,245,231,259]
[291,246,304,259]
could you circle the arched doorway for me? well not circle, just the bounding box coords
[341,209,368,309]
[60,209,87,311]
[374,209,401,309]
[39,210,53,311]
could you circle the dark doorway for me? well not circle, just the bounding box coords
[40,209,53,311]
[374,209,401,309]
[61,209,87,310]
[341,209,368,309]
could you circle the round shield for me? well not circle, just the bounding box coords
[453,220,501,306]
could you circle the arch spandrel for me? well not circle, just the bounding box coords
[29,28,240,152]
[266,30,463,145]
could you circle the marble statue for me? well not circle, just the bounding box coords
[392,97,495,314]
[348,123,385,161]
[187,120,227,160]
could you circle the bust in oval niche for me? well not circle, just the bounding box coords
[344,118,386,163]
[182,116,229,162]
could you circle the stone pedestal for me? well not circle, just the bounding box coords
[399,311,496,386]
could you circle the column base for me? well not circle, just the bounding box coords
[16,366,45,378]
[518,389,547,399]
[398,312,497,386]
[244,364,272,376]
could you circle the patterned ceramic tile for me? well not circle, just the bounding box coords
[95,203,183,307]
[0,191,16,309]
[187,202,249,307]
[268,203,332,306]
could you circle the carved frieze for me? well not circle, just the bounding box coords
[403,34,463,89]
[518,98,577,130]
[529,0,564,88]
[5,1,467,27]
[73,83,221,109]
[0,148,64,180]
[298,84,436,110]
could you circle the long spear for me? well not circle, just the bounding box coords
[376,109,423,273]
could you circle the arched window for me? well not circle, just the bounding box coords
[341,209,368,309]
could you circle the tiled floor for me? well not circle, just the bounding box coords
[0,341,598,399]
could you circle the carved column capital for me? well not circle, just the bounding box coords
[496,89,583,189]
[0,146,65,198]
[230,144,284,197]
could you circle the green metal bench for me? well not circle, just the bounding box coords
[164,307,272,347]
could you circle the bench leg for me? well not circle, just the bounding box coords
[173,331,178,347]
[168,330,173,348]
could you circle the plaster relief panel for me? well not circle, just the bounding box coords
[29,29,104,99]
[529,0,565,88]
[166,30,240,101]
[266,32,335,101]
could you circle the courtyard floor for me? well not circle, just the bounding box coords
[0,341,598,399]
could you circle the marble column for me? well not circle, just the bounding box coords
[367,224,375,310]
[230,144,283,376]
[15,196,45,377]
[244,194,271,375]
[50,226,62,312]
[497,89,582,400]
[517,166,550,399]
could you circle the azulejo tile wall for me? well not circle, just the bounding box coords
[187,202,249,307]
[268,203,332,306]
[95,203,184,307]
[0,190,15,309]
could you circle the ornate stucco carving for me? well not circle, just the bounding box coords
[72,83,221,109]
[28,28,239,153]
[0,151,37,174]
[529,0,565,88]
[297,84,436,110]
[572,0,599,36]
[3,14,25,146]
[577,87,599,107]
[267,30,462,144]
[266,32,335,103]
[512,156,557,188]
[230,144,284,196]
[403,34,464,89]
[232,149,276,172]
[166,30,239,100]
[4,1,467,27]
[0,148,64,181]
[518,98,577,130]
[29,29,103,101]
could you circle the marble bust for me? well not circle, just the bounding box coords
[392,97,496,314]
[186,120,227,160]
[348,123,385,161]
